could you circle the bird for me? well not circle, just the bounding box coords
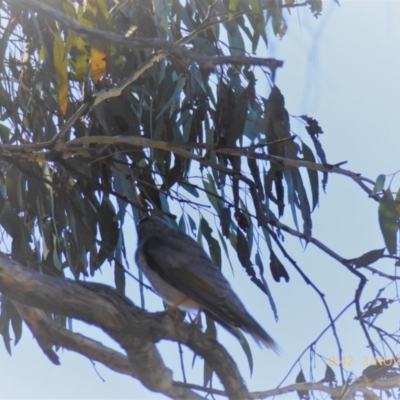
[135,216,278,351]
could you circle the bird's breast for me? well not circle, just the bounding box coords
[137,252,200,310]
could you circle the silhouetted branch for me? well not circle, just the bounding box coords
[0,252,249,399]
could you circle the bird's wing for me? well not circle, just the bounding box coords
[139,234,242,322]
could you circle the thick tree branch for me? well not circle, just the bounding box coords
[11,287,399,400]
[0,253,250,399]
[14,303,137,376]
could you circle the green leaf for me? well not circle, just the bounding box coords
[159,193,171,213]
[112,171,129,223]
[267,2,286,38]
[0,299,13,355]
[302,141,319,211]
[96,197,119,269]
[220,207,231,238]
[178,181,199,198]
[295,369,309,399]
[307,0,323,17]
[157,73,186,119]
[228,0,238,19]
[256,252,279,320]
[0,319,11,355]
[178,215,186,233]
[378,189,398,255]
[324,365,336,385]
[248,0,265,44]
[0,123,10,142]
[243,106,262,141]
[200,218,221,268]
[53,249,63,273]
[395,187,400,215]
[254,250,264,273]
[373,174,386,193]
[236,228,251,269]
[312,137,327,164]
[187,214,197,235]
[42,217,55,260]
[74,36,89,80]
[114,231,125,295]
[203,316,216,386]
[217,228,234,273]
[53,31,69,115]
[138,268,146,309]
[292,168,312,236]
[350,248,385,268]
[0,202,26,240]
[247,158,264,201]
[225,21,245,57]
[283,168,299,232]
[11,309,22,346]
[231,327,254,375]
[202,173,221,213]
[249,0,262,16]
[270,251,289,282]
[262,226,273,251]
[0,172,6,198]
[95,0,110,28]
[80,0,96,27]
[5,164,23,212]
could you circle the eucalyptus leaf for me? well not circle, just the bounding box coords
[231,327,254,375]
[378,189,398,255]
[373,174,386,193]
[200,218,222,268]
[350,248,385,268]
[302,141,319,211]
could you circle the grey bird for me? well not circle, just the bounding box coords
[135,216,278,351]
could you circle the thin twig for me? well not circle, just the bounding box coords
[267,226,345,383]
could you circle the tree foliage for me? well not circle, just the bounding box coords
[0,0,400,399]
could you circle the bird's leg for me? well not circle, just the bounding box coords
[167,297,191,314]
[167,301,203,328]
[188,308,203,328]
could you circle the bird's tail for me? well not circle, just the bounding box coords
[205,309,280,353]
[245,316,280,354]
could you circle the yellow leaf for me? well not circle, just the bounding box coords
[229,0,238,20]
[53,31,69,115]
[91,44,107,83]
[278,21,288,39]
[285,0,294,14]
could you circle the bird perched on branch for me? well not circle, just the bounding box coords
[135,216,278,351]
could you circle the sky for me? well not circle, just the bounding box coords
[2,0,400,399]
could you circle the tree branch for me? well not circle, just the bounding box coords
[8,0,283,71]
[0,253,250,399]
[14,303,138,374]
[61,136,379,201]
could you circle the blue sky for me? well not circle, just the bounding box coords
[2,1,400,398]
